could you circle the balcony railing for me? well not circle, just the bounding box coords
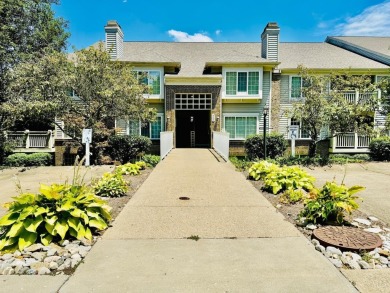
[341,90,380,104]
[330,132,371,153]
[6,130,55,152]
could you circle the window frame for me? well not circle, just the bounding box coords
[128,113,164,140]
[289,76,304,100]
[223,68,263,98]
[134,68,163,97]
[288,118,311,140]
[223,113,259,140]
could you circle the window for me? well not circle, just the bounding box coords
[289,118,310,139]
[290,76,310,99]
[224,115,257,140]
[225,71,260,95]
[128,114,164,140]
[138,71,161,95]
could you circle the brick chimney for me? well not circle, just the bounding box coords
[104,20,124,60]
[261,22,280,62]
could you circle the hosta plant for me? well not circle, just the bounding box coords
[135,161,147,170]
[248,161,280,181]
[141,154,160,167]
[279,188,308,204]
[115,163,141,176]
[299,181,364,224]
[263,166,315,195]
[94,173,128,197]
[0,184,111,252]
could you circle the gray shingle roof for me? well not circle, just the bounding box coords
[326,36,390,66]
[279,42,389,70]
[121,42,274,77]
[113,40,389,76]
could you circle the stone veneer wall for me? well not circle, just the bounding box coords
[271,73,281,132]
[165,85,222,146]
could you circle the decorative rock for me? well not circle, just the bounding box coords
[26,269,37,275]
[296,217,309,227]
[315,245,325,254]
[11,259,25,268]
[49,262,59,270]
[311,239,320,246]
[80,238,93,246]
[79,249,88,258]
[306,224,317,230]
[15,266,28,275]
[343,252,362,262]
[13,251,21,257]
[353,218,371,226]
[368,216,379,222]
[276,204,282,209]
[3,267,15,275]
[31,252,46,262]
[379,256,389,265]
[44,256,61,264]
[30,262,48,271]
[71,258,81,268]
[350,222,360,228]
[24,244,44,252]
[60,240,70,247]
[326,246,342,256]
[71,253,81,261]
[24,258,38,267]
[347,260,361,270]
[379,249,390,257]
[46,249,57,257]
[38,267,51,275]
[358,260,371,269]
[329,258,343,268]
[364,227,383,234]
[1,253,13,261]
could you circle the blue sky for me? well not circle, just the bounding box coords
[54,0,390,51]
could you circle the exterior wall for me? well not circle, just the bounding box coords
[279,75,292,139]
[165,85,222,146]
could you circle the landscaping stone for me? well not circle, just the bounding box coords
[358,260,371,269]
[311,239,320,246]
[347,260,361,270]
[1,253,13,261]
[364,227,383,233]
[353,218,371,226]
[326,246,342,256]
[368,216,379,222]
[329,258,343,268]
[24,244,44,252]
[31,252,46,262]
[38,267,51,275]
[315,245,325,253]
[306,224,317,230]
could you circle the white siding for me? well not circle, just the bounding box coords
[267,35,279,62]
[280,75,290,104]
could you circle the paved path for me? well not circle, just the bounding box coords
[59,149,356,292]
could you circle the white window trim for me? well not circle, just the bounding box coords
[222,67,263,98]
[127,113,164,140]
[223,113,259,141]
[134,67,164,98]
[289,75,304,100]
[288,118,311,140]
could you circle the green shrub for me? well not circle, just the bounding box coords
[135,161,147,170]
[4,153,52,167]
[230,156,253,171]
[248,161,280,181]
[141,154,160,167]
[0,183,111,252]
[369,137,390,161]
[299,181,364,224]
[279,188,307,204]
[329,154,370,164]
[94,173,128,197]
[115,163,141,176]
[244,133,287,160]
[107,135,152,164]
[263,166,315,195]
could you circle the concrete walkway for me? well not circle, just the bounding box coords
[59,149,356,292]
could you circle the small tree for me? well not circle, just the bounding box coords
[289,66,378,157]
[7,45,156,163]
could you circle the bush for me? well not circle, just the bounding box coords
[230,156,253,171]
[0,183,111,252]
[299,181,364,224]
[141,154,160,167]
[115,163,141,176]
[135,161,147,170]
[94,173,128,197]
[4,153,52,167]
[245,133,287,160]
[248,161,280,181]
[329,154,370,164]
[107,135,152,164]
[263,166,315,195]
[369,137,390,161]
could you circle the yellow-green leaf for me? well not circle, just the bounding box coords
[41,234,53,246]
[39,184,62,200]
[45,222,56,236]
[89,217,107,230]
[34,207,47,217]
[23,215,43,233]
[6,221,24,238]
[84,227,92,240]
[0,212,19,226]
[54,219,69,239]
[76,224,86,239]
[69,227,78,238]
[45,215,58,226]
[18,230,37,251]
[67,217,80,231]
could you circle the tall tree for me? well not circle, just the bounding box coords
[289,66,378,157]
[8,45,156,162]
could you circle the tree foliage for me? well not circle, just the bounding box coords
[289,66,379,157]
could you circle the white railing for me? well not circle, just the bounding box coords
[341,90,379,104]
[212,131,230,161]
[6,130,55,150]
[331,132,371,153]
[160,131,174,161]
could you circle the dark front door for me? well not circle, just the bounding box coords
[176,110,210,148]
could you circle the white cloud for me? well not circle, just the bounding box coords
[215,29,222,36]
[167,30,213,42]
[335,1,390,35]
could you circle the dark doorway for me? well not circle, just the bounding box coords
[176,110,210,148]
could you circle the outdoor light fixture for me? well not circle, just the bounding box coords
[263,107,269,160]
